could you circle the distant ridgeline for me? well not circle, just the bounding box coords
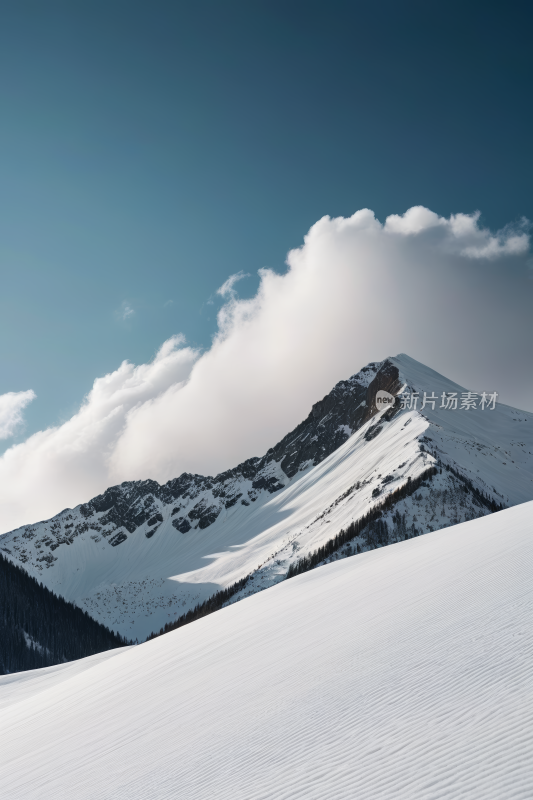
[0,553,129,675]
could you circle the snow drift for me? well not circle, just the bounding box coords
[1,501,532,799]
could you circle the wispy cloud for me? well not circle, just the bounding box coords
[115,302,135,322]
[216,271,250,298]
[0,390,36,440]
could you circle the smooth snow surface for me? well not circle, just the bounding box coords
[2,503,532,799]
[0,647,132,711]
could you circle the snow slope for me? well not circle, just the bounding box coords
[0,647,133,712]
[1,502,532,799]
[1,354,532,640]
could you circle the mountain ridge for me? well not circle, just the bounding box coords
[1,353,532,641]
[1,358,393,547]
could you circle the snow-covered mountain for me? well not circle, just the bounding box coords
[1,354,532,640]
[1,502,532,799]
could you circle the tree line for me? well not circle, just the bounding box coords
[442,463,505,513]
[0,552,129,675]
[146,575,250,641]
[286,466,439,579]
[286,463,505,580]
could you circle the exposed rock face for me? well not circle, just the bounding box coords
[362,360,402,423]
[1,359,404,559]
[172,518,191,534]
[269,361,390,478]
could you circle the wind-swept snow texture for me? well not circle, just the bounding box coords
[1,503,532,799]
[1,354,532,641]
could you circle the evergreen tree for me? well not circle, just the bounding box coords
[0,553,129,674]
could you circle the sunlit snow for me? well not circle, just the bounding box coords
[1,502,532,798]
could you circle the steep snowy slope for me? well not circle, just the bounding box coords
[1,355,532,640]
[1,503,532,800]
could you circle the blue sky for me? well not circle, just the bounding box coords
[1,0,532,452]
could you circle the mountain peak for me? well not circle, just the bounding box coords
[1,354,532,640]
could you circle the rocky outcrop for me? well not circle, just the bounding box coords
[362,360,402,423]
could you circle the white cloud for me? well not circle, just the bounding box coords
[384,206,444,235]
[0,390,36,440]
[384,207,530,259]
[0,207,530,533]
[0,338,198,531]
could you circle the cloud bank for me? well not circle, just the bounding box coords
[0,207,531,533]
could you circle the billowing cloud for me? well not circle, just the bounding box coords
[0,390,36,439]
[0,337,198,532]
[384,207,530,258]
[0,207,531,533]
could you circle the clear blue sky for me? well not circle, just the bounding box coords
[1,0,532,442]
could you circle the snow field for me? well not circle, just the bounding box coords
[0,647,132,712]
[1,501,532,799]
